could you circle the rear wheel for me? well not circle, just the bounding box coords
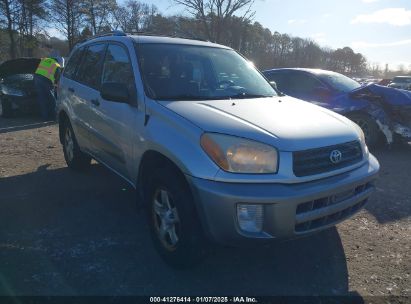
[145,166,207,268]
[62,120,91,170]
[347,113,381,147]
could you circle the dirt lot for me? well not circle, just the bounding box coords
[0,117,410,298]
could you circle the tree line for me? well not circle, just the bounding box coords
[0,0,408,76]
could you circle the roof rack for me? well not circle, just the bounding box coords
[74,30,210,48]
[94,30,127,38]
[75,30,127,46]
[126,31,209,42]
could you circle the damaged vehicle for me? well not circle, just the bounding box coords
[0,58,40,118]
[263,68,411,146]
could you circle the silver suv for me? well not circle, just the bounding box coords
[57,32,380,267]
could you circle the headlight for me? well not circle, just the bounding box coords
[354,124,369,157]
[200,133,278,173]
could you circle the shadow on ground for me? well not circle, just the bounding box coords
[366,143,411,224]
[0,117,55,134]
[0,164,349,296]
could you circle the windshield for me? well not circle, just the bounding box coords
[135,44,276,100]
[393,77,411,83]
[317,72,361,93]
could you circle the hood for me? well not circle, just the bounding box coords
[310,100,348,114]
[0,58,40,79]
[163,96,360,151]
[351,83,411,106]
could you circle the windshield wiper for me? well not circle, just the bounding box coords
[157,95,218,101]
[156,93,275,101]
[226,92,274,99]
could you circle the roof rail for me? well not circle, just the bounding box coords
[94,30,127,38]
[75,30,127,46]
[126,31,163,37]
[126,31,209,42]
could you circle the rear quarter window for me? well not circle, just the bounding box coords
[63,47,85,80]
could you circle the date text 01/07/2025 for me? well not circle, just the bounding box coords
[149,296,258,303]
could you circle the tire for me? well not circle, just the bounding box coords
[0,98,13,118]
[347,113,381,147]
[61,120,91,170]
[145,166,208,268]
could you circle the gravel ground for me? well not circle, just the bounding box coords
[0,117,410,299]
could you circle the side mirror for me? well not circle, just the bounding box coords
[101,82,130,103]
[269,81,278,90]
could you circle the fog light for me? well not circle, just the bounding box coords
[237,204,264,233]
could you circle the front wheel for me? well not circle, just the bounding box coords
[61,120,91,170]
[145,166,208,268]
[347,113,381,147]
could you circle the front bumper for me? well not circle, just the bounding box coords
[187,154,379,245]
[0,94,37,113]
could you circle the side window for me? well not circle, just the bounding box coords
[76,43,106,89]
[102,44,136,101]
[288,72,324,94]
[63,47,84,80]
[265,72,293,92]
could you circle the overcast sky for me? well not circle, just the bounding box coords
[144,0,411,70]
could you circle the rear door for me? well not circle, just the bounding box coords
[59,46,91,149]
[73,43,107,157]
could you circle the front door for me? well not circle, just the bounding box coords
[90,43,140,179]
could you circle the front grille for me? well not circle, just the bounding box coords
[293,141,363,177]
[295,183,372,233]
[295,200,367,232]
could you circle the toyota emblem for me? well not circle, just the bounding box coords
[330,150,343,164]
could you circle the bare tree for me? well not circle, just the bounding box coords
[16,0,48,56]
[1,0,370,75]
[398,64,405,75]
[172,0,254,43]
[113,0,157,33]
[368,62,382,77]
[0,0,19,58]
[49,0,83,51]
[81,0,116,35]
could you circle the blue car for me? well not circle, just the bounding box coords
[263,68,411,146]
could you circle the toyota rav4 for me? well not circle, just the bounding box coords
[57,32,380,267]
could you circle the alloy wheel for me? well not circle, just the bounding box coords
[64,127,74,162]
[152,188,180,251]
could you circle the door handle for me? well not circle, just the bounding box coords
[68,87,75,93]
[90,99,100,106]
